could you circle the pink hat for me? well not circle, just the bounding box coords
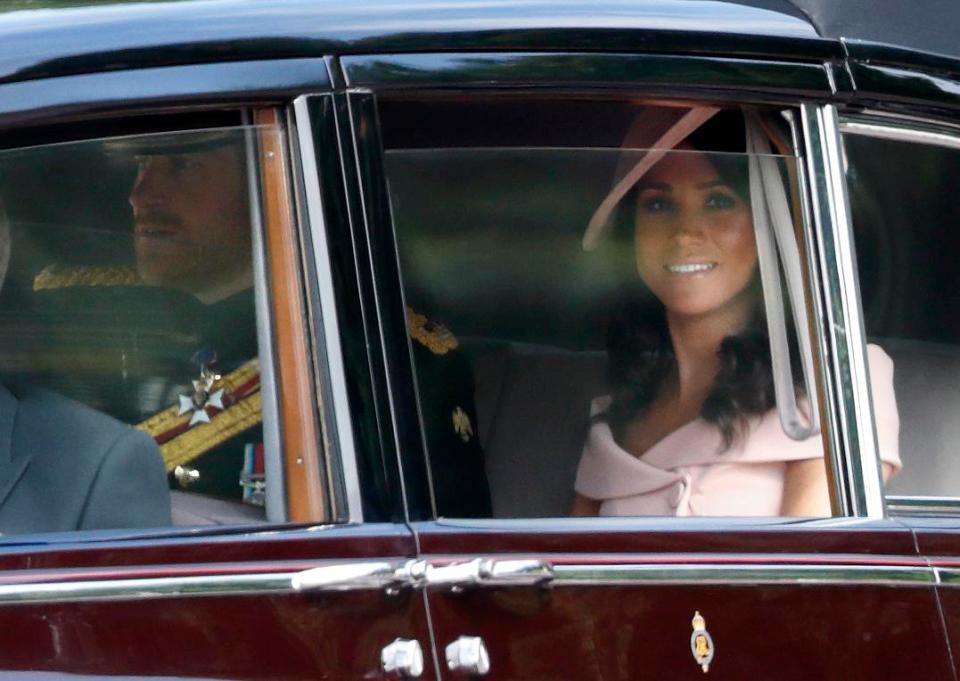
[582,105,720,251]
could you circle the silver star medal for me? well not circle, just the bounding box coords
[178,366,224,427]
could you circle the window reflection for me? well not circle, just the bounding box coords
[384,100,899,520]
[0,125,276,534]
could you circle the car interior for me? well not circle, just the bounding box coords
[388,95,960,516]
[845,132,960,498]
[0,98,954,531]
[0,111,272,528]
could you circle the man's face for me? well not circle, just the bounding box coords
[129,144,252,296]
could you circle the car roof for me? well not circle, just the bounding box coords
[0,0,956,88]
[0,0,828,85]
[789,0,960,62]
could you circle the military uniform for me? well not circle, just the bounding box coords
[26,269,489,516]
[29,266,263,505]
[407,308,491,518]
[135,288,261,502]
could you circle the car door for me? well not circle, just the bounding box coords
[343,48,953,679]
[837,45,960,681]
[0,56,431,680]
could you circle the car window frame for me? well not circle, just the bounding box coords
[341,49,891,525]
[838,109,960,518]
[0,56,361,541]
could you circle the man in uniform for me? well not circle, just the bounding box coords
[125,130,262,504]
[113,128,489,517]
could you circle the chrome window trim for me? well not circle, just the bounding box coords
[800,103,886,519]
[839,118,960,151]
[784,109,848,511]
[294,94,364,523]
[553,563,932,586]
[887,496,960,516]
[418,514,904,536]
[246,122,287,524]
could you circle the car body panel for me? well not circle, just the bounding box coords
[0,526,427,678]
[345,42,957,676]
[415,521,949,680]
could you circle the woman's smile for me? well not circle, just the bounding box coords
[664,262,718,275]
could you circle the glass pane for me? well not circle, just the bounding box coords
[844,131,959,501]
[383,102,833,520]
[0,125,277,535]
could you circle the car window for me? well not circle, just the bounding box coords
[842,119,960,511]
[0,121,294,534]
[379,96,854,520]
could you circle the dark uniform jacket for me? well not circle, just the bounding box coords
[166,289,260,500]
[407,309,491,518]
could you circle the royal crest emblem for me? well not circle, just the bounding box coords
[690,611,714,673]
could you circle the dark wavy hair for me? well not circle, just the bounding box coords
[599,111,804,450]
[602,290,803,450]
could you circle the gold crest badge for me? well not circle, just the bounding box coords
[452,406,474,443]
[690,611,714,673]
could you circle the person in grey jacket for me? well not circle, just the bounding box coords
[0,383,171,533]
[0,202,171,534]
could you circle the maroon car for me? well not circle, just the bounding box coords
[0,0,956,679]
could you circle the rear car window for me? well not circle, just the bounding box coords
[380,97,863,520]
[843,122,960,510]
[0,124,280,534]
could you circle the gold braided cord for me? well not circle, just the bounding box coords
[136,358,260,438]
[33,265,143,291]
[158,392,262,472]
[406,308,458,355]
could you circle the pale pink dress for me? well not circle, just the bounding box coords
[575,344,901,516]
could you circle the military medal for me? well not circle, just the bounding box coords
[178,349,225,427]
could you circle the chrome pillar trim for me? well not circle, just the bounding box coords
[0,572,299,605]
[246,123,286,524]
[293,95,364,524]
[839,119,960,150]
[785,108,845,507]
[800,103,885,519]
[552,563,932,586]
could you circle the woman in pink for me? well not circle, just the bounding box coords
[573,111,900,518]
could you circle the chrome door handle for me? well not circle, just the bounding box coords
[445,636,490,676]
[291,561,414,592]
[414,558,554,589]
[381,638,425,678]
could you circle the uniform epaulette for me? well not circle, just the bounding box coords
[137,358,262,472]
[33,264,143,291]
[407,307,459,356]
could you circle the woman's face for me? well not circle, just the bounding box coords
[633,149,757,320]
